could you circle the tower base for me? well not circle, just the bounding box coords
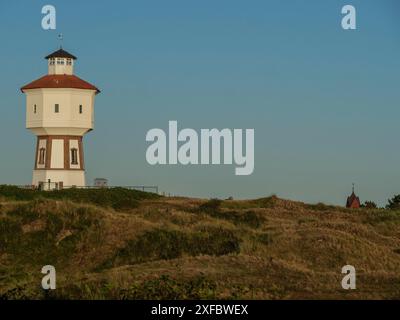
[33,170,85,190]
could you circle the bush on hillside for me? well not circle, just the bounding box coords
[362,201,378,209]
[199,198,222,213]
[99,226,241,269]
[0,185,159,210]
[198,199,264,228]
[120,275,217,300]
[386,195,400,210]
[0,199,103,267]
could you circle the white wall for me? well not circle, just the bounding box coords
[26,91,43,124]
[51,139,64,169]
[48,58,74,75]
[33,170,85,187]
[25,88,96,136]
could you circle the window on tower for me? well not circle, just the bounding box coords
[79,105,83,114]
[34,104,37,114]
[38,148,46,165]
[71,148,78,165]
[55,104,59,113]
[67,59,72,66]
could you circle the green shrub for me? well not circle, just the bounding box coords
[190,225,241,256]
[219,210,264,228]
[100,227,241,269]
[120,275,217,300]
[0,200,103,267]
[0,286,32,300]
[257,232,274,245]
[362,201,378,209]
[298,217,317,224]
[251,195,279,208]
[387,195,400,210]
[0,218,22,250]
[47,275,218,300]
[306,203,336,211]
[198,201,264,228]
[199,199,222,213]
[364,210,400,225]
[0,185,159,211]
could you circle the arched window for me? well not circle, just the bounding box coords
[38,148,46,165]
[71,148,78,165]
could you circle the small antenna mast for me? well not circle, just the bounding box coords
[58,33,63,49]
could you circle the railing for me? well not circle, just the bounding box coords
[64,185,159,194]
[16,185,159,194]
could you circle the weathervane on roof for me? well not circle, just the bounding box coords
[58,33,63,49]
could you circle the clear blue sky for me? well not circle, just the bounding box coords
[0,0,399,206]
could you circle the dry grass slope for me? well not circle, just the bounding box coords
[1,188,400,300]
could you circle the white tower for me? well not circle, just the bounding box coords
[21,48,100,189]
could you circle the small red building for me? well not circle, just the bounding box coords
[346,184,361,208]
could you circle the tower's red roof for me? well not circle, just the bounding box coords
[21,75,100,94]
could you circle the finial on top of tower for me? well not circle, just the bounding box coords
[352,182,355,193]
[44,34,77,60]
[58,33,63,49]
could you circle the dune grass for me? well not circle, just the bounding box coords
[0,185,159,211]
[1,190,400,299]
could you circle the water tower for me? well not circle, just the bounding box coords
[21,48,100,189]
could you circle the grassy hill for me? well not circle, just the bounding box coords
[1,185,400,299]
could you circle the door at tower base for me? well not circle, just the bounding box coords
[33,170,85,189]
